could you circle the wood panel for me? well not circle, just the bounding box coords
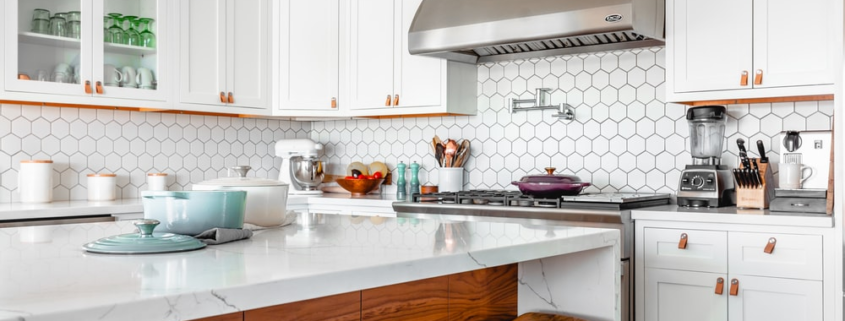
[513,312,587,321]
[244,292,360,321]
[362,275,449,321]
[449,264,518,321]
[190,312,243,321]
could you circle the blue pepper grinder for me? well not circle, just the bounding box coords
[409,161,421,195]
[396,161,407,200]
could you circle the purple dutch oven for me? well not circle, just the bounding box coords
[511,167,591,198]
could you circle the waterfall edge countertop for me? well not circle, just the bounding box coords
[0,215,620,321]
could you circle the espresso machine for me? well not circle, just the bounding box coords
[275,139,325,195]
[677,106,736,207]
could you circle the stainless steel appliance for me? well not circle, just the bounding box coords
[393,190,672,321]
[275,139,325,195]
[677,106,736,207]
[779,130,832,189]
[407,0,665,64]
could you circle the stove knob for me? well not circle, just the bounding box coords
[706,178,714,184]
[691,176,705,188]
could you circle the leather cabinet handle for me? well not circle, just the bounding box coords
[729,279,739,296]
[220,92,226,103]
[393,94,399,106]
[331,97,337,108]
[84,80,92,94]
[678,233,688,249]
[95,81,103,94]
[228,92,234,104]
[385,94,392,106]
[754,69,763,85]
[740,71,749,86]
[764,237,776,254]
[715,277,724,295]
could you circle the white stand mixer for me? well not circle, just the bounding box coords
[275,139,325,195]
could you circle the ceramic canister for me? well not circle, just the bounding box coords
[87,173,117,201]
[19,160,53,203]
[147,173,168,191]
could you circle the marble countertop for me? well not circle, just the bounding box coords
[0,193,398,222]
[631,205,834,227]
[0,215,619,321]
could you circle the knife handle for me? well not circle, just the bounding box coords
[756,140,768,163]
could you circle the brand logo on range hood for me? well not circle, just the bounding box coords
[605,14,623,23]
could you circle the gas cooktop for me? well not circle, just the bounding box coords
[408,190,671,211]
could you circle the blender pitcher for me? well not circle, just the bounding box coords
[687,106,727,166]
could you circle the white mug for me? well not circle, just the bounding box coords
[136,68,155,89]
[35,69,48,82]
[779,163,814,189]
[103,64,123,86]
[120,66,138,88]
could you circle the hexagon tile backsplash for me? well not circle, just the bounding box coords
[0,105,310,202]
[312,47,833,194]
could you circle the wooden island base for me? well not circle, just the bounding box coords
[193,264,518,321]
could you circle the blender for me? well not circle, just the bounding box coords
[677,106,736,207]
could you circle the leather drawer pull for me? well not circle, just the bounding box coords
[220,92,226,103]
[678,233,688,249]
[227,92,234,104]
[729,279,739,296]
[331,97,337,108]
[764,237,776,254]
[754,69,763,85]
[95,81,103,94]
[393,94,399,106]
[740,71,748,86]
[385,94,392,106]
[84,80,92,94]
[715,277,724,295]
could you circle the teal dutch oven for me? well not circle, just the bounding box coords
[141,190,247,235]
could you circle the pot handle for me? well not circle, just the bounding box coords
[142,191,189,200]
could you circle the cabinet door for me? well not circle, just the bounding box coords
[92,0,167,101]
[348,0,395,110]
[728,275,822,321]
[669,0,752,93]
[278,0,339,111]
[752,0,836,88]
[225,0,269,109]
[393,0,442,109]
[644,269,728,321]
[5,0,93,97]
[179,0,226,106]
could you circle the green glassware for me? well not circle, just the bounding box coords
[122,15,141,46]
[139,18,156,48]
[107,13,124,44]
[103,16,111,42]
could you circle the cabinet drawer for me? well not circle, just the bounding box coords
[644,228,727,273]
[728,232,822,280]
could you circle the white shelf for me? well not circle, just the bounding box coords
[18,32,156,56]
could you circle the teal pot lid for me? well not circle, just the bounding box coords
[83,219,206,254]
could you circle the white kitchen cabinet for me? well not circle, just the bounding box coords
[178,0,269,112]
[635,221,834,321]
[4,0,169,106]
[666,0,839,102]
[273,0,341,115]
[346,0,475,117]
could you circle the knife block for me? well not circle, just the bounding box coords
[736,159,775,209]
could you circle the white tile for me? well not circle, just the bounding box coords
[600,87,618,105]
[628,169,646,188]
[11,117,31,138]
[593,70,609,89]
[583,154,601,172]
[566,58,584,74]
[21,135,40,156]
[526,138,543,157]
[637,85,656,104]
[96,138,113,155]
[575,137,591,156]
[636,119,655,137]
[654,117,674,138]
[575,73,592,90]
[645,66,665,86]
[627,68,645,87]
[583,120,601,139]
[592,136,609,156]
[665,135,686,156]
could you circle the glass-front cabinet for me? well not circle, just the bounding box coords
[4,0,167,103]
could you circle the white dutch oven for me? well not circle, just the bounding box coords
[193,166,289,227]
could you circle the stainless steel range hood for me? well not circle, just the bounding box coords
[408,0,665,64]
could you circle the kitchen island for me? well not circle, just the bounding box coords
[0,213,621,321]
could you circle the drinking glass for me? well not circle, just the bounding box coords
[31,19,50,34]
[49,16,67,37]
[107,13,124,44]
[123,16,141,46]
[104,16,112,42]
[32,8,50,20]
[67,11,81,39]
[139,18,156,48]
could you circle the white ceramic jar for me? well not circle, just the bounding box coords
[19,160,53,203]
[87,173,117,201]
[147,173,168,191]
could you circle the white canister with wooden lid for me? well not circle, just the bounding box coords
[19,160,53,203]
[147,173,168,191]
[87,173,117,201]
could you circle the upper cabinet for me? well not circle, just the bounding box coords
[178,0,270,113]
[345,0,476,117]
[666,0,839,102]
[273,0,342,116]
[4,0,169,106]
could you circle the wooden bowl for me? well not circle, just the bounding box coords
[335,178,385,196]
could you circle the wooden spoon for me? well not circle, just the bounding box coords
[435,143,444,167]
[444,139,458,167]
[454,140,471,167]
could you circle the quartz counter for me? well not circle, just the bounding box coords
[0,214,620,321]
